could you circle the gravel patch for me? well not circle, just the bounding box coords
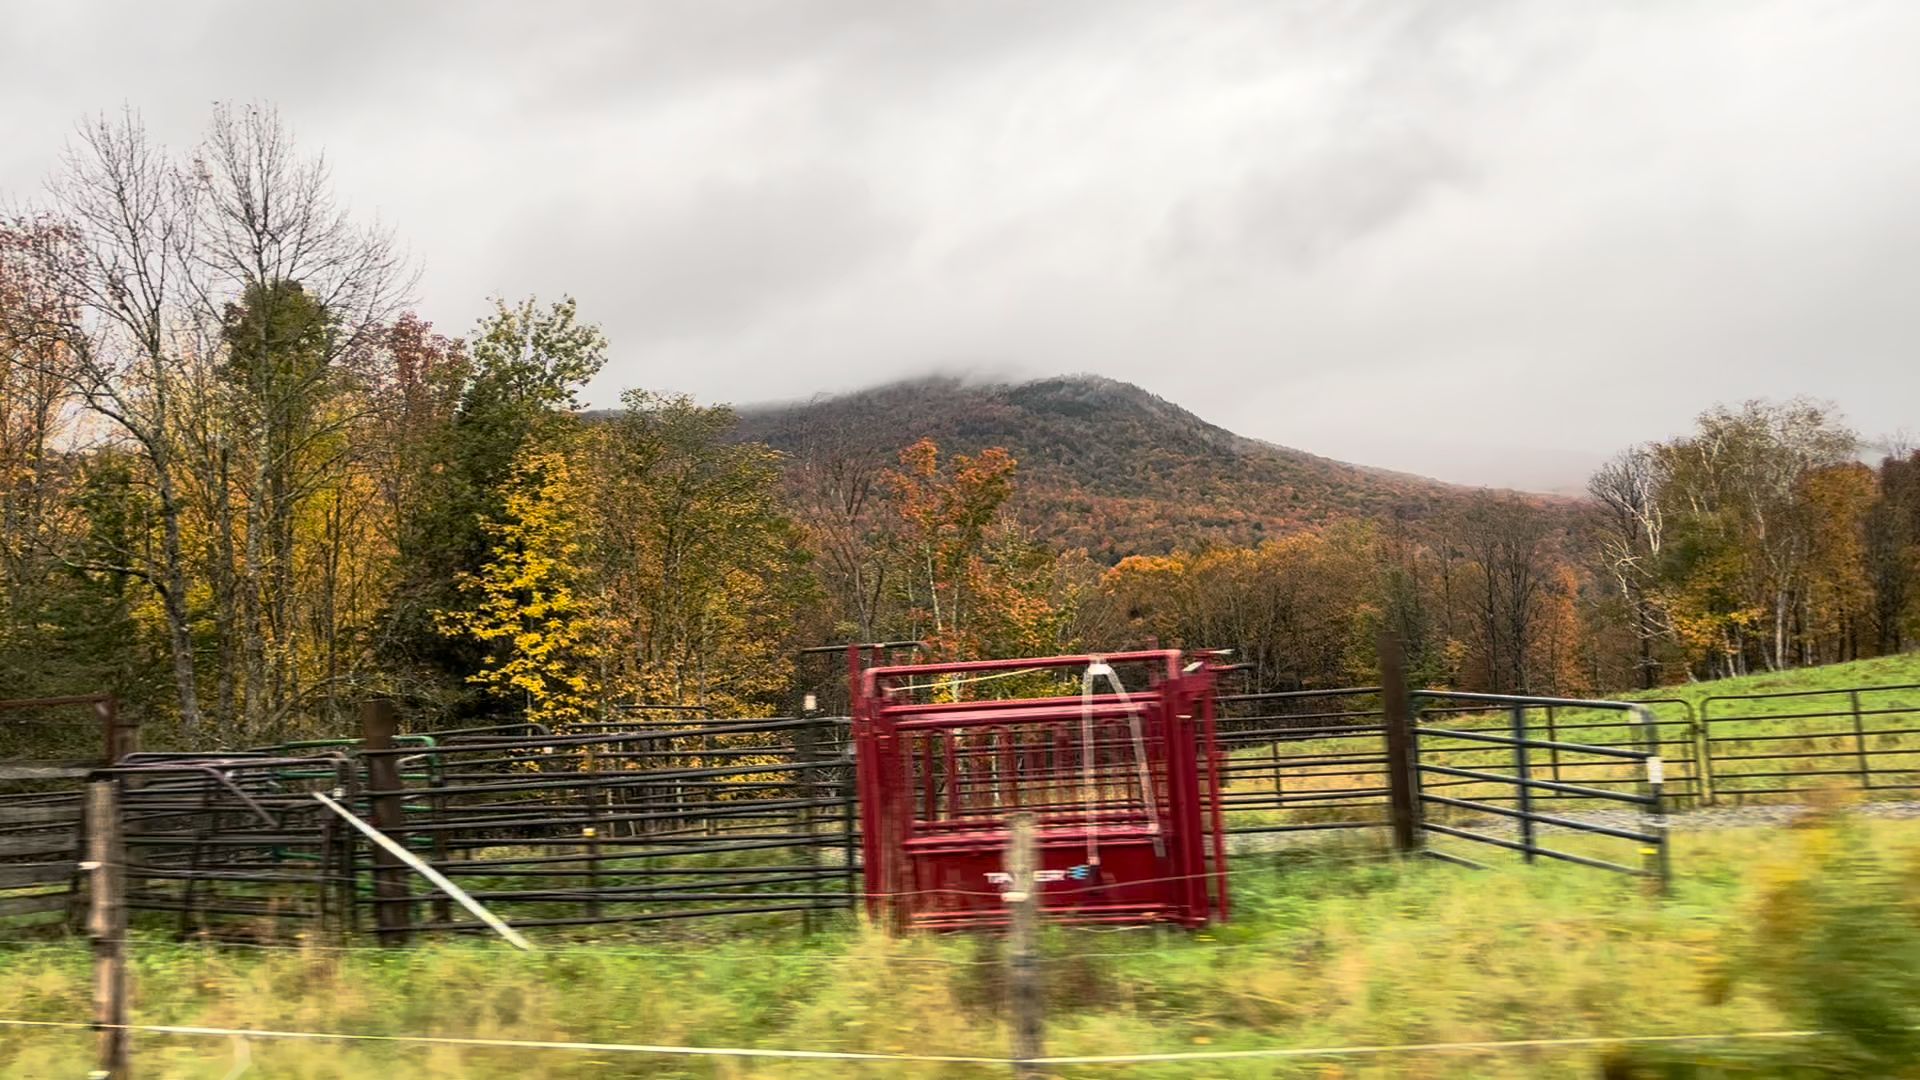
[1525,798,1920,837]
[1226,799,1920,856]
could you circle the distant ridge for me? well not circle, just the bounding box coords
[731,374,1523,559]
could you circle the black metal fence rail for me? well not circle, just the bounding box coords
[2,710,859,943]
[101,755,356,937]
[1212,689,1391,839]
[1700,684,1920,800]
[351,715,857,937]
[0,695,128,930]
[8,674,1919,945]
[0,782,83,928]
[1410,691,1670,885]
[1412,698,1704,809]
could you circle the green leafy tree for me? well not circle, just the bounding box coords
[584,391,813,714]
[210,279,345,736]
[388,297,605,715]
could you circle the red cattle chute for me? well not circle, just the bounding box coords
[853,650,1229,930]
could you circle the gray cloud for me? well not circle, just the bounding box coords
[3,0,1917,489]
[498,167,904,344]
[1158,128,1473,271]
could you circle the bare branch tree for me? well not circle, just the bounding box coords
[22,104,416,738]
[1588,444,1670,688]
[179,103,414,734]
[33,110,207,733]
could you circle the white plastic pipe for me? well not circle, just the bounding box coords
[312,791,534,951]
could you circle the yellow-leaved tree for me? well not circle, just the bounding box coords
[439,447,601,726]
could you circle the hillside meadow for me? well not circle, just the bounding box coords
[1622,652,1920,715]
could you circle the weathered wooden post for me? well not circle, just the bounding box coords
[1006,812,1045,1078]
[1850,688,1872,791]
[86,779,130,1078]
[98,695,135,765]
[360,699,412,946]
[1379,629,1422,855]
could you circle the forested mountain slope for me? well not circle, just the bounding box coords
[732,374,1515,558]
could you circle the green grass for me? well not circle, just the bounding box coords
[6,817,1920,1078]
[1622,652,1920,710]
[1612,654,1920,803]
[1214,653,1920,871]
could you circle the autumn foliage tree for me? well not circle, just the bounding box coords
[389,296,606,711]
[1866,449,1920,653]
[1100,522,1387,690]
[883,438,1017,658]
[439,449,600,726]
[582,391,811,714]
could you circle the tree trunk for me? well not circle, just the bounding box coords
[153,456,203,736]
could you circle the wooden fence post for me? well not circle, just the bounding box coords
[98,696,135,765]
[360,699,411,946]
[1006,812,1045,1078]
[1379,629,1422,855]
[86,779,130,1078]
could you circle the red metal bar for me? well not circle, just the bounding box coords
[945,736,960,819]
[1199,673,1230,921]
[876,695,1153,727]
[864,650,1182,684]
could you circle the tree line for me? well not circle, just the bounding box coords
[2,107,1915,745]
[1094,403,1919,695]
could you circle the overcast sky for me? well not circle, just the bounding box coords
[4,1,1917,491]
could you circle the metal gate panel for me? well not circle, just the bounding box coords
[855,651,1227,930]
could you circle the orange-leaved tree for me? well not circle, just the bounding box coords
[881,437,1030,660]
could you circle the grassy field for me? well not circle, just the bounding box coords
[1621,652,1920,710]
[4,812,1920,1078]
[1613,654,1920,804]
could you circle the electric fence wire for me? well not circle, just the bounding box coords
[0,1015,1842,1067]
